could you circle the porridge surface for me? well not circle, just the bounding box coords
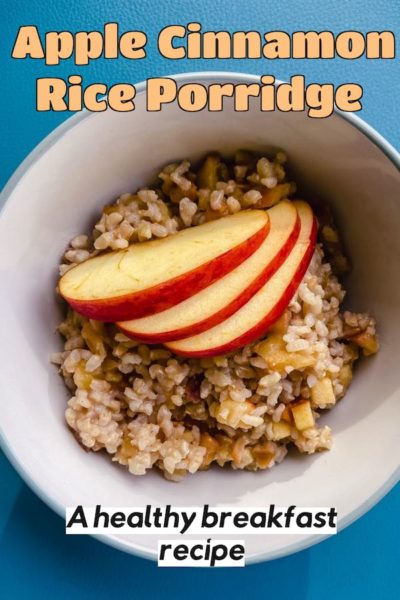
[52,151,378,481]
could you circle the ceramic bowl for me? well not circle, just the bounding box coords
[0,72,399,562]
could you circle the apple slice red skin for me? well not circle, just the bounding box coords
[118,213,301,343]
[167,216,317,358]
[63,222,269,322]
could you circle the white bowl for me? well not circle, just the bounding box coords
[1,72,399,562]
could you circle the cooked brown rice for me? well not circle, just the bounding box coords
[52,151,378,481]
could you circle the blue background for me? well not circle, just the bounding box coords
[1,1,399,598]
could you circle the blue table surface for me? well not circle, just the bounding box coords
[1,1,399,598]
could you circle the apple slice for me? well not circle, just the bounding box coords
[59,210,269,321]
[166,201,316,358]
[118,201,300,342]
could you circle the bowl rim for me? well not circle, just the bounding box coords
[0,71,399,564]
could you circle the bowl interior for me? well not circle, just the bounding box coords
[1,74,399,561]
